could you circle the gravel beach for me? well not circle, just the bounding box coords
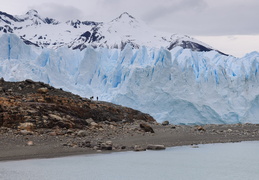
[1,79,259,161]
[1,123,259,161]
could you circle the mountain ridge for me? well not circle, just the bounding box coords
[0,10,226,55]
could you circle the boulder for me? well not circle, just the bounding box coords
[101,141,113,150]
[90,122,98,126]
[49,131,57,136]
[66,129,74,134]
[90,122,103,129]
[78,141,91,148]
[101,143,112,150]
[25,79,34,83]
[93,146,100,150]
[171,125,176,129]
[49,114,63,121]
[196,126,205,132]
[105,140,113,146]
[134,145,146,151]
[162,121,169,126]
[37,87,49,94]
[18,122,34,131]
[121,146,126,150]
[20,130,33,135]
[85,118,94,124]
[27,141,34,146]
[147,144,166,150]
[227,129,233,132]
[140,123,155,133]
[77,130,87,137]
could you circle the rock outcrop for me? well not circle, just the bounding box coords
[140,123,155,133]
[0,79,156,129]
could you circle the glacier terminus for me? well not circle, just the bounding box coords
[0,10,259,124]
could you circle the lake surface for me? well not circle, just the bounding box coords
[0,141,259,180]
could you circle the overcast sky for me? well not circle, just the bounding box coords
[1,0,259,57]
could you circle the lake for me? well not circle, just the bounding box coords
[0,141,259,180]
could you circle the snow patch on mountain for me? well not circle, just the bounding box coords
[0,10,222,54]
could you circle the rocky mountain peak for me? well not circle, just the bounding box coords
[25,9,39,16]
[0,11,19,23]
[112,12,137,23]
[118,12,135,19]
[16,9,45,24]
[0,10,221,53]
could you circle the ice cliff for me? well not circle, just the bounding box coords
[1,33,259,124]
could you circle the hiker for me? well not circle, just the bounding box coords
[90,96,94,100]
[96,96,98,101]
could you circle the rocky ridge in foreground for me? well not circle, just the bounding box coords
[0,78,155,129]
[0,79,158,156]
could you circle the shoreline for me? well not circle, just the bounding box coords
[1,123,259,162]
[3,140,258,163]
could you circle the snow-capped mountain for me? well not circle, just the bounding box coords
[0,10,100,49]
[0,10,224,54]
[1,10,259,125]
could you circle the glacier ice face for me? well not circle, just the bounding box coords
[0,34,38,60]
[1,34,259,124]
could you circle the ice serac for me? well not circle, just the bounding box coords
[0,34,36,60]
[1,34,259,124]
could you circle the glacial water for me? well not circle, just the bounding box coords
[0,141,259,180]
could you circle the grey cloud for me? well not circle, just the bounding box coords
[30,3,84,21]
[143,0,207,23]
[143,0,259,36]
[98,0,121,5]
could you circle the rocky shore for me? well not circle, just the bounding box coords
[1,79,259,161]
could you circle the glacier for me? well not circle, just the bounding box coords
[1,33,259,124]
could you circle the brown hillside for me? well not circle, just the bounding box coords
[0,79,155,129]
